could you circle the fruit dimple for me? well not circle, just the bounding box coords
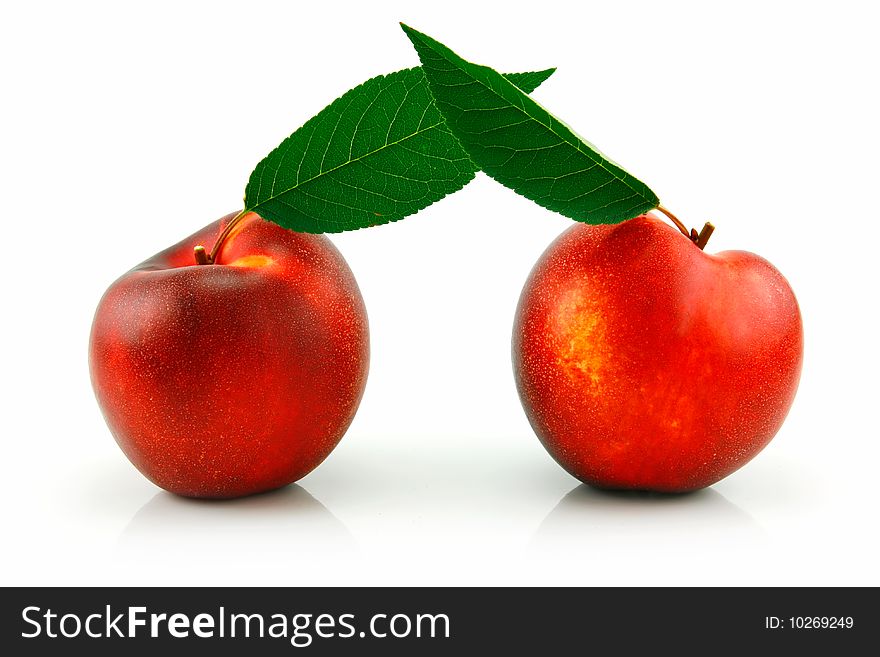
[227,255,275,268]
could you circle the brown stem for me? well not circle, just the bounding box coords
[193,209,250,265]
[654,205,715,250]
[193,245,210,265]
[694,222,715,250]
[209,209,249,263]
[655,205,691,240]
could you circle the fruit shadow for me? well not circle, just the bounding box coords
[117,484,355,562]
[531,483,764,554]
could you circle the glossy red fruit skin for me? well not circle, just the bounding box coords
[89,212,369,498]
[513,214,803,492]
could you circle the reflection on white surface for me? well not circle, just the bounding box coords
[117,485,355,563]
[532,484,764,556]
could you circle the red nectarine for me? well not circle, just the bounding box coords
[89,212,369,498]
[513,214,802,492]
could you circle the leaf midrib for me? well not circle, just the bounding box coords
[247,119,450,214]
[422,44,652,206]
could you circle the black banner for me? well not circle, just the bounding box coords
[1,587,873,654]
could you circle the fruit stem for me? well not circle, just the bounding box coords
[193,209,249,265]
[655,206,715,250]
[655,205,691,239]
[694,222,715,250]
[193,245,210,265]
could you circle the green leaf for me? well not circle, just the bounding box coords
[401,24,659,224]
[244,66,555,233]
[504,68,556,93]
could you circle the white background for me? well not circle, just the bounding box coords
[2,0,878,586]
